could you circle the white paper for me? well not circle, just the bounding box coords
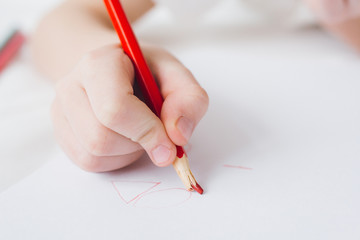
[2,50,360,238]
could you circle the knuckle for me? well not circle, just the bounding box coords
[96,98,127,128]
[79,52,101,76]
[81,47,134,78]
[189,84,210,108]
[81,50,101,65]
[197,86,210,106]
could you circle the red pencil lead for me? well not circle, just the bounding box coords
[191,182,204,195]
[172,148,203,195]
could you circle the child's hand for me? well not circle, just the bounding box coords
[51,44,209,172]
[304,0,360,24]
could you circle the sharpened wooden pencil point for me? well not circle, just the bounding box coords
[172,148,203,194]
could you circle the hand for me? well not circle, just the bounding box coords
[304,0,360,24]
[51,44,209,172]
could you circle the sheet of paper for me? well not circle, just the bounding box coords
[2,49,360,238]
[1,9,360,239]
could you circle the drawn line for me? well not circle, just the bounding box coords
[223,164,252,170]
[111,180,160,204]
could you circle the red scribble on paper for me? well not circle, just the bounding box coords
[111,180,193,209]
[223,164,253,170]
[111,180,160,204]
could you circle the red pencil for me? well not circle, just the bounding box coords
[0,30,25,74]
[103,0,203,194]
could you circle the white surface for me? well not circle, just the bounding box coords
[0,0,60,192]
[0,47,55,192]
[0,0,61,33]
[1,2,360,240]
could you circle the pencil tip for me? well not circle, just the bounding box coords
[191,182,204,195]
[172,152,204,195]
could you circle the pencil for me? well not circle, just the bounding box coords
[0,30,25,74]
[103,0,203,194]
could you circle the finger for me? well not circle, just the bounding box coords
[51,99,144,172]
[144,47,209,146]
[56,79,142,157]
[79,46,176,167]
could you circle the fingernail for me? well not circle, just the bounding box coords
[177,116,194,141]
[151,145,171,164]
